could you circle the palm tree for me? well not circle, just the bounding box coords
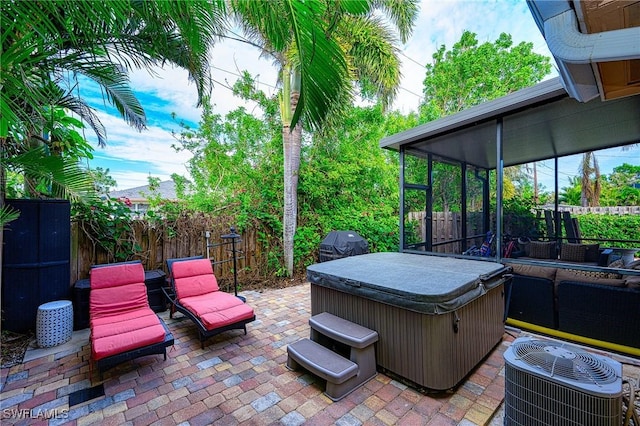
[230,0,419,276]
[1,0,230,294]
[1,0,227,215]
[580,151,601,207]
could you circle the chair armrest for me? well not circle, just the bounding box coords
[162,286,176,302]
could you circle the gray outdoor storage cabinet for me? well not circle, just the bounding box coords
[307,252,509,390]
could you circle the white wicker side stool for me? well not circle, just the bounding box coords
[36,300,73,348]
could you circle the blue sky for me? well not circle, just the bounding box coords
[80,0,638,191]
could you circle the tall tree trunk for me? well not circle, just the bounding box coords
[580,152,601,207]
[281,65,302,277]
[283,120,301,277]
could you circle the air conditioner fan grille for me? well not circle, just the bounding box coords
[512,339,617,385]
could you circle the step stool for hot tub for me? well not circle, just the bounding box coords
[287,312,378,401]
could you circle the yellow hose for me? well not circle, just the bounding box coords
[506,318,640,357]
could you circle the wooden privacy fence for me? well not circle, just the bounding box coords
[539,206,640,215]
[406,211,484,254]
[70,214,267,289]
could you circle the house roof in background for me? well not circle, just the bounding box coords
[109,180,178,202]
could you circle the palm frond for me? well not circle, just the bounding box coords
[339,15,401,109]
[61,55,146,131]
[284,0,353,130]
[371,0,420,43]
[229,0,292,53]
[3,146,97,203]
[54,91,107,147]
[0,205,21,229]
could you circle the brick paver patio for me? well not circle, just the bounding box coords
[1,282,637,425]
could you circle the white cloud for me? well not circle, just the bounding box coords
[87,0,558,189]
[124,36,280,124]
[88,111,193,189]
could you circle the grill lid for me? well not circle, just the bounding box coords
[319,231,368,262]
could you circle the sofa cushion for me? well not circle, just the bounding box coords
[529,241,556,259]
[507,262,557,281]
[608,258,625,268]
[583,244,600,262]
[517,238,531,256]
[555,268,625,287]
[172,259,220,299]
[625,276,640,289]
[560,243,586,262]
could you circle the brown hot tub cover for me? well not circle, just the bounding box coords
[307,252,508,314]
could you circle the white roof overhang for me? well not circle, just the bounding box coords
[527,0,640,102]
[379,77,640,169]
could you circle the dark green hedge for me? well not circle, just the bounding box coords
[576,214,640,249]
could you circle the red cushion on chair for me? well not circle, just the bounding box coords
[90,263,150,316]
[91,313,166,360]
[172,259,220,299]
[90,283,150,317]
[180,292,255,331]
[91,263,145,289]
[89,262,167,361]
[90,309,159,334]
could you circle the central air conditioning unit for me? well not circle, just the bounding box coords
[504,337,622,426]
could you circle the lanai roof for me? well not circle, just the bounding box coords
[379,77,640,169]
[381,0,640,169]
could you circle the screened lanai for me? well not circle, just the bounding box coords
[380,77,640,261]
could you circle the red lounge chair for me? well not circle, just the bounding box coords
[165,258,255,348]
[90,262,174,375]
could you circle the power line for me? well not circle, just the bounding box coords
[211,65,278,90]
[399,86,423,99]
[399,50,426,68]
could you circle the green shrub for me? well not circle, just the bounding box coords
[576,214,640,249]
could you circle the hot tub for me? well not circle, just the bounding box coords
[306,252,509,390]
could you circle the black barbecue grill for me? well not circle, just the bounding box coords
[319,231,369,262]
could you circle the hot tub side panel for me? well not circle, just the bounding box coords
[310,283,505,390]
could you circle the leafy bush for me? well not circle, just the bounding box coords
[72,197,140,261]
[576,214,640,249]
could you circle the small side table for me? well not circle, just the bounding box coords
[36,300,73,348]
[606,247,639,266]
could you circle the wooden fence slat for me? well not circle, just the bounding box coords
[70,216,267,286]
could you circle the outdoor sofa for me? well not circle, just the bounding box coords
[503,241,640,354]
